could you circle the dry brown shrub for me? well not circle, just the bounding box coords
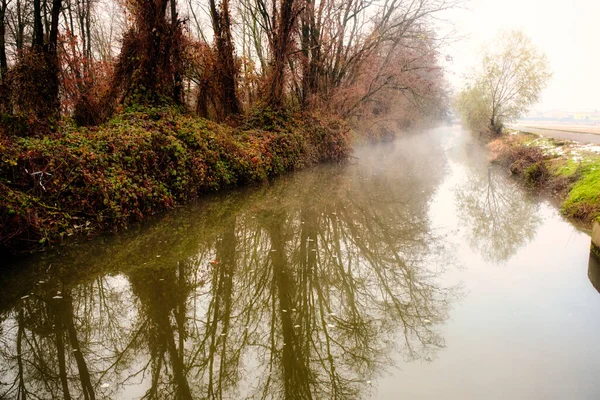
[487,138,509,162]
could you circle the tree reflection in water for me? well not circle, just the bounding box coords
[456,167,541,263]
[0,138,457,399]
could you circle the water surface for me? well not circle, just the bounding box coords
[1,125,599,399]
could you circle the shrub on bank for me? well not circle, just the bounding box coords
[490,134,600,222]
[0,107,351,253]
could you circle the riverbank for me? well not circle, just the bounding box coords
[0,106,351,253]
[489,130,600,223]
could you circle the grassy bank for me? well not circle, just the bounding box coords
[489,131,600,223]
[0,106,351,253]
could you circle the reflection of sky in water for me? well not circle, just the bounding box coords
[377,126,600,399]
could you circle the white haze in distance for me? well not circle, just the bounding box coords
[440,0,600,112]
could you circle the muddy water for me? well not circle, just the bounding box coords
[1,125,599,399]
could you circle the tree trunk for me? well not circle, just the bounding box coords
[15,0,24,54]
[33,0,44,48]
[267,0,296,108]
[300,2,310,107]
[171,0,183,104]
[209,0,240,118]
[0,0,7,81]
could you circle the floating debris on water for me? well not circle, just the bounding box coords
[52,296,63,299]
[20,295,29,299]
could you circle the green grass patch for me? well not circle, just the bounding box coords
[548,158,580,177]
[562,162,600,219]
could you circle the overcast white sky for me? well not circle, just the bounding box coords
[440,0,600,111]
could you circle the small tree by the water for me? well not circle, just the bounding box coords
[456,30,551,135]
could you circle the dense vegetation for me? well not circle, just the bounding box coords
[0,0,450,252]
[0,107,350,251]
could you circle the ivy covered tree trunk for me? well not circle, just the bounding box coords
[6,0,61,134]
[267,0,296,108]
[299,0,321,109]
[113,0,183,105]
[209,0,240,119]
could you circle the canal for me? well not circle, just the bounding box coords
[1,125,599,399]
